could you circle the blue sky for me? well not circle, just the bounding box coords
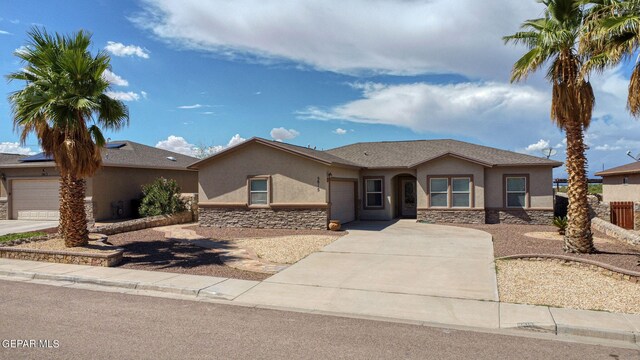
[1,0,639,177]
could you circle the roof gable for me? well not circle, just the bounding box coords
[188,137,360,169]
[595,161,640,176]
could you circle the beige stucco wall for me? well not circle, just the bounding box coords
[198,142,332,205]
[602,174,640,202]
[484,166,554,208]
[91,167,197,220]
[416,156,485,209]
[359,169,416,220]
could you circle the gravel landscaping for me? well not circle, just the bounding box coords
[235,235,341,264]
[457,223,640,272]
[12,238,120,255]
[107,228,269,281]
[497,259,640,314]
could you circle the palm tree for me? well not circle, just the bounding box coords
[582,0,640,116]
[504,0,595,253]
[7,27,128,247]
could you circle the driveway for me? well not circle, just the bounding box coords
[0,220,58,236]
[236,220,500,328]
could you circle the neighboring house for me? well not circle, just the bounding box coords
[0,141,197,223]
[189,137,561,230]
[595,162,640,203]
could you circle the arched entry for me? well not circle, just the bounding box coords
[393,174,417,218]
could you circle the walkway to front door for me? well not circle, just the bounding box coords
[235,220,500,328]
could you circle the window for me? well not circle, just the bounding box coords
[429,176,472,208]
[623,176,629,185]
[506,176,527,208]
[429,178,448,207]
[364,178,384,208]
[249,178,268,205]
[451,178,471,207]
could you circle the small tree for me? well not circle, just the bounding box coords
[139,178,186,217]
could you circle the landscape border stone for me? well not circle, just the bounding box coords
[90,211,193,235]
[0,246,123,267]
[496,254,640,283]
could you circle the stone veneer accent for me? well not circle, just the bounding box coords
[91,211,194,235]
[417,209,485,224]
[199,207,328,230]
[0,247,123,267]
[485,209,554,225]
[0,199,6,220]
[591,217,640,247]
[84,199,96,228]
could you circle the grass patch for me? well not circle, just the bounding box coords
[0,231,46,243]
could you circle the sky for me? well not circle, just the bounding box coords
[1,0,639,177]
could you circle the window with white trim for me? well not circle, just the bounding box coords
[506,176,526,208]
[451,178,471,208]
[249,178,268,205]
[365,178,383,208]
[429,178,448,207]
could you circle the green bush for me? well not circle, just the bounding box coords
[139,177,186,217]
[552,216,568,235]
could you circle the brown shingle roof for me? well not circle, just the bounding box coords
[0,141,197,170]
[326,139,561,168]
[595,161,640,176]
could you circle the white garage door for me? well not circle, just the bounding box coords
[11,179,60,220]
[330,180,356,224]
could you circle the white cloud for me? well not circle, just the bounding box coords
[298,81,551,146]
[333,128,347,135]
[523,139,550,153]
[178,104,206,109]
[155,135,196,156]
[141,91,148,99]
[105,41,150,58]
[106,91,141,101]
[155,134,246,157]
[595,144,622,151]
[270,127,300,142]
[133,0,539,78]
[0,30,11,35]
[102,69,129,86]
[14,46,28,55]
[0,142,35,155]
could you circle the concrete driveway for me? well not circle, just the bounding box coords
[236,220,500,328]
[0,220,58,236]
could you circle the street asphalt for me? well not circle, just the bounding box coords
[0,280,638,359]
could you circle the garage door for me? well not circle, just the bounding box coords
[330,180,356,224]
[11,179,60,220]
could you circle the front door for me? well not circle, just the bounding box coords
[401,179,417,218]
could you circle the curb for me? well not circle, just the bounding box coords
[1,268,639,346]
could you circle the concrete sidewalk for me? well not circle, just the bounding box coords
[0,258,638,347]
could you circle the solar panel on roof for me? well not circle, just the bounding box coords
[19,152,54,162]
[105,143,126,149]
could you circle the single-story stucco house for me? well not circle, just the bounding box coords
[595,161,640,203]
[189,137,561,230]
[0,141,197,223]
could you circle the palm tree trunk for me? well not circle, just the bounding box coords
[563,120,594,253]
[61,174,88,247]
[58,174,69,239]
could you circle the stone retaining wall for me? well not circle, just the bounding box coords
[417,209,485,224]
[0,247,122,267]
[587,195,610,220]
[199,207,327,230]
[90,211,193,235]
[0,199,6,220]
[485,209,554,225]
[591,217,640,247]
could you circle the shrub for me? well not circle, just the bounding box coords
[552,216,568,235]
[139,177,186,217]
